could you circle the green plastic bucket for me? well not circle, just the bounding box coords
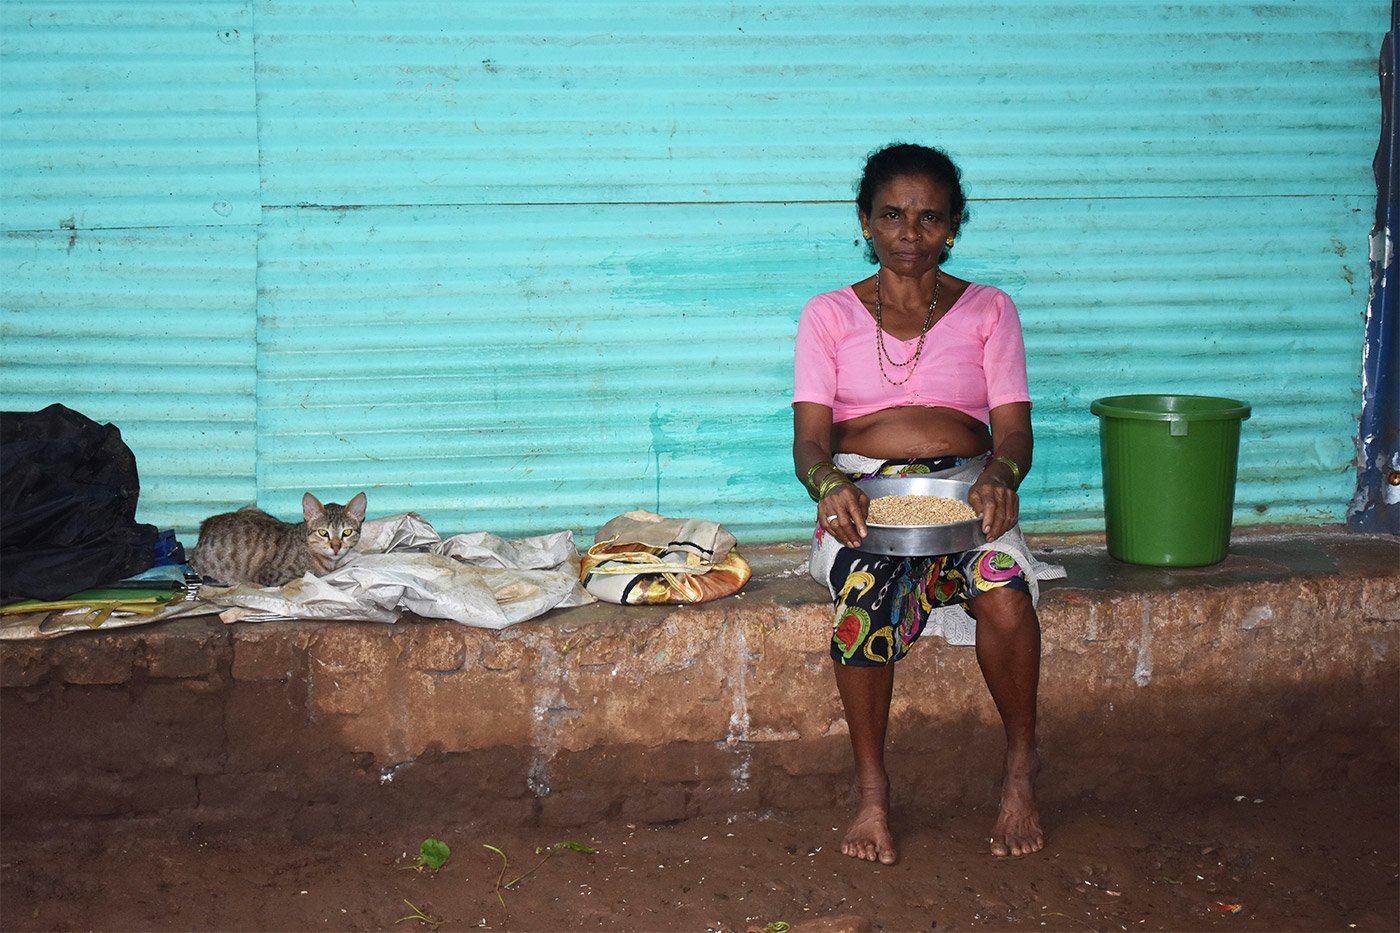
[1090,394,1251,567]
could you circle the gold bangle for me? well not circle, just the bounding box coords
[805,459,836,489]
[805,460,842,502]
[992,455,1022,484]
[818,473,854,500]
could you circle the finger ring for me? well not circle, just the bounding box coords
[826,514,839,522]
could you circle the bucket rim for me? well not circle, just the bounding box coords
[1090,393,1251,422]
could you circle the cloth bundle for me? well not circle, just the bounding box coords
[580,510,751,605]
[2,514,596,638]
[200,513,594,627]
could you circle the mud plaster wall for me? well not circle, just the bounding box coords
[2,560,1397,836]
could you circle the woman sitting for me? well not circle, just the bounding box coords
[792,142,1049,863]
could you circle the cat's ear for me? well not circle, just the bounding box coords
[345,492,367,522]
[303,492,326,523]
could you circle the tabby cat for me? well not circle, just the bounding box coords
[190,492,368,587]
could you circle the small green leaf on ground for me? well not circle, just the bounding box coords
[555,840,598,854]
[419,838,450,871]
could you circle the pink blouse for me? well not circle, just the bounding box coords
[793,283,1030,424]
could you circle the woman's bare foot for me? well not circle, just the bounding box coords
[841,784,898,865]
[990,749,1043,857]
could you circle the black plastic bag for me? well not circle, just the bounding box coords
[1,404,158,601]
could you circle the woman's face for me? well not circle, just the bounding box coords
[860,173,956,276]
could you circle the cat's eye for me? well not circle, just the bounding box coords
[342,530,354,538]
[317,529,329,537]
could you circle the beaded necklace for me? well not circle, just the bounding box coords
[873,269,941,386]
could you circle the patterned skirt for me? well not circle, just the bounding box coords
[817,455,1031,666]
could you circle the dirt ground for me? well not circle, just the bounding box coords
[2,781,1395,933]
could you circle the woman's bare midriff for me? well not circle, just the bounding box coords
[830,406,991,460]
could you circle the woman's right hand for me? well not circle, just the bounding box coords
[794,402,870,548]
[819,481,870,549]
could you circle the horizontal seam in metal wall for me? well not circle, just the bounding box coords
[2,223,260,235]
[263,192,1366,210]
[8,192,1361,232]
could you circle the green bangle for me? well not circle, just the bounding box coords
[993,455,1022,484]
[805,460,841,501]
[818,473,854,500]
[805,459,837,490]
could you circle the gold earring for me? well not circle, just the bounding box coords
[862,230,871,240]
[945,236,955,247]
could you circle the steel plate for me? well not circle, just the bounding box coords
[856,476,987,556]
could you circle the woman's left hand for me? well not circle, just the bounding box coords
[975,405,1032,540]
[968,475,1019,541]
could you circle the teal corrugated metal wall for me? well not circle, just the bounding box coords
[0,227,259,528]
[0,1,258,230]
[1,1,259,529]
[1,1,1386,541]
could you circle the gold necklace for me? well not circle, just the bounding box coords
[873,269,941,386]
